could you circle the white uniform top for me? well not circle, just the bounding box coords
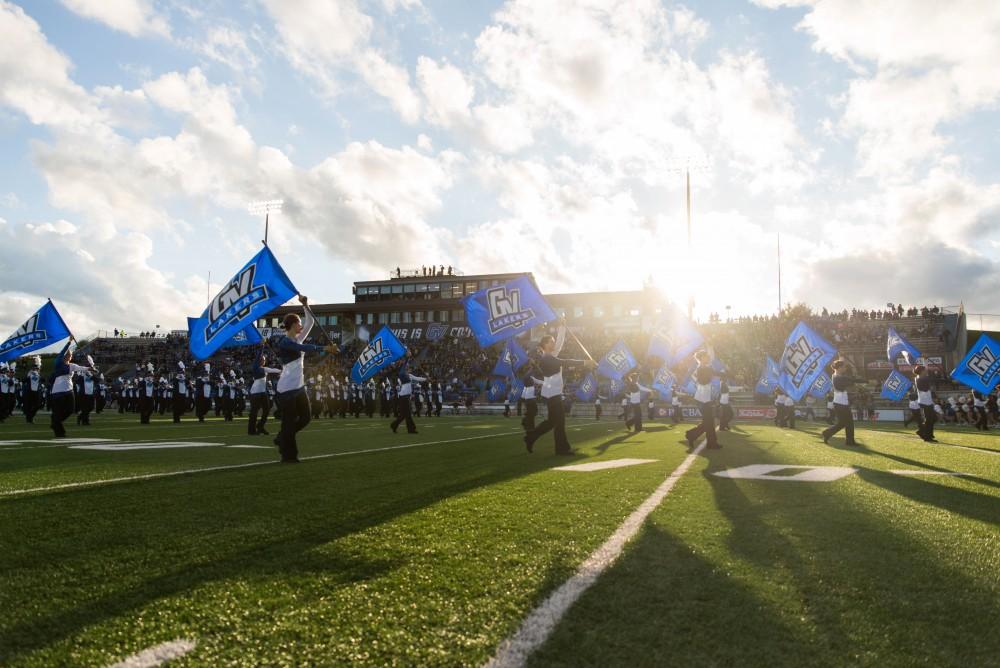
[250,367,280,395]
[908,400,920,410]
[974,396,986,408]
[522,376,541,401]
[277,308,315,393]
[782,395,795,407]
[934,403,943,415]
[629,384,651,404]
[540,326,568,399]
[29,370,40,391]
[83,376,95,395]
[720,392,730,405]
[52,363,91,394]
[399,374,426,397]
[918,384,934,406]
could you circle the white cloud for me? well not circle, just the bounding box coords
[261,0,421,122]
[59,0,170,38]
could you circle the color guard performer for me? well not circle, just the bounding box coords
[684,350,725,450]
[821,359,859,446]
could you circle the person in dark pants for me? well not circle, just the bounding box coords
[972,390,989,431]
[249,350,280,435]
[48,340,95,437]
[671,395,682,424]
[22,356,42,423]
[138,370,156,424]
[903,391,922,428]
[684,350,725,449]
[274,296,337,462]
[519,363,542,432]
[913,364,937,442]
[718,381,733,431]
[196,364,212,422]
[390,359,424,434]
[171,362,189,423]
[624,371,652,433]
[821,359,859,446]
[594,397,602,420]
[524,319,596,455]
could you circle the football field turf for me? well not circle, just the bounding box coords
[1,414,998,667]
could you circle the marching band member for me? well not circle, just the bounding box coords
[671,394,681,424]
[22,357,42,423]
[913,364,937,442]
[624,371,652,433]
[718,381,733,431]
[196,364,212,422]
[48,340,96,437]
[274,296,337,463]
[523,318,596,455]
[77,368,96,425]
[684,350,725,450]
[903,391,922,429]
[171,361,188,423]
[390,355,424,434]
[821,359,859,446]
[139,365,156,424]
[972,390,988,431]
[594,396,602,420]
[249,351,281,435]
[519,362,542,432]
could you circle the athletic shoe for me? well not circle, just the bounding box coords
[524,435,533,454]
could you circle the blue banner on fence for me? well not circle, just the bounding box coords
[597,339,638,379]
[779,321,837,402]
[492,338,530,377]
[188,246,298,360]
[463,276,556,348]
[887,326,921,365]
[0,300,72,363]
[950,334,1000,394]
[350,326,407,384]
[575,372,598,402]
[880,369,912,401]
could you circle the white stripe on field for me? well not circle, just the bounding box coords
[107,639,196,668]
[484,440,707,668]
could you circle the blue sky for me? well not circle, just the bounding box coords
[1,0,999,337]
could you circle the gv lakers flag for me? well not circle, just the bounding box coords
[463,276,556,347]
[950,334,1000,394]
[755,356,780,395]
[607,376,625,398]
[880,369,912,401]
[187,319,262,353]
[492,338,529,377]
[0,300,72,363]
[351,326,407,384]
[652,365,676,400]
[575,372,597,401]
[646,312,704,367]
[597,340,637,379]
[487,378,507,402]
[779,321,837,401]
[189,246,297,360]
[887,326,921,365]
[509,377,525,401]
[809,371,833,399]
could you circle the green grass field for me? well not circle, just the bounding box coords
[1,413,998,667]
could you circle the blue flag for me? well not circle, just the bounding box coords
[880,369,912,401]
[652,365,676,400]
[779,321,837,402]
[188,319,262,354]
[189,246,298,360]
[463,276,557,347]
[509,377,525,401]
[809,371,833,399]
[597,339,638,379]
[646,312,704,367]
[886,326,921,365]
[575,372,598,402]
[350,326,407,383]
[950,334,1000,394]
[607,376,625,398]
[755,356,781,395]
[0,300,72,363]
[487,377,507,402]
[492,338,530,377]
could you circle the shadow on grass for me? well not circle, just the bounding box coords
[0,437,580,664]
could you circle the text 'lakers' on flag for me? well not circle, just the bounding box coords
[188,246,298,360]
[950,334,1000,394]
[779,321,838,402]
[0,300,72,363]
[881,369,913,401]
[463,276,556,348]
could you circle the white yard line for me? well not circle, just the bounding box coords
[107,639,196,668]
[484,440,707,668]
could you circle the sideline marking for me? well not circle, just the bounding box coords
[552,458,657,472]
[108,638,196,668]
[889,469,969,476]
[0,438,118,445]
[69,442,224,451]
[484,441,706,668]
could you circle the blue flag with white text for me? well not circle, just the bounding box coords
[597,339,638,379]
[880,369,912,401]
[463,276,557,347]
[492,338,530,377]
[509,377,525,401]
[652,365,676,400]
[188,246,298,360]
[646,311,704,367]
[809,371,833,399]
[607,376,625,398]
[755,356,781,395]
[187,320,263,356]
[0,300,72,363]
[887,326,921,365]
[950,334,1000,394]
[575,372,598,402]
[779,321,838,401]
[487,377,507,402]
[350,326,407,384]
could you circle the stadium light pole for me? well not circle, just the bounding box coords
[248,199,284,246]
[664,157,709,320]
[777,233,782,315]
